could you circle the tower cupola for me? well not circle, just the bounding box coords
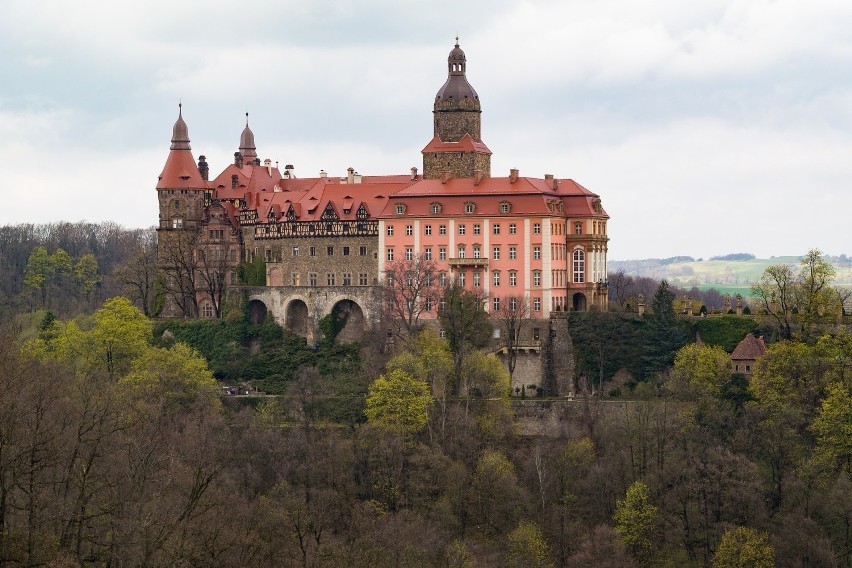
[170,103,191,150]
[239,113,258,160]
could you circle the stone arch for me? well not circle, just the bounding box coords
[247,299,268,324]
[329,299,365,344]
[572,293,587,312]
[285,299,310,337]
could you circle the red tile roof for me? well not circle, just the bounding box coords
[731,334,767,361]
[157,149,207,189]
[421,134,492,155]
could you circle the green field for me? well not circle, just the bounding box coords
[612,256,852,294]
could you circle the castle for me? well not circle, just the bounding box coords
[156,40,610,341]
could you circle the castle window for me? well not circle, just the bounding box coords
[201,302,214,318]
[343,246,350,256]
[458,224,466,235]
[425,298,433,311]
[292,246,299,256]
[473,272,481,287]
[473,224,481,235]
[493,271,500,286]
[292,273,300,286]
[387,225,394,236]
[457,245,466,259]
[327,273,336,286]
[492,224,500,235]
[343,273,352,286]
[172,218,183,229]
[359,245,367,256]
[500,202,511,213]
[573,249,586,283]
[575,222,582,235]
[509,297,518,311]
[458,271,466,286]
[533,271,541,286]
[387,248,394,261]
[465,202,475,214]
[492,246,500,260]
[406,225,413,236]
[534,246,541,260]
[493,297,501,311]
[264,249,272,262]
[509,223,516,234]
[533,298,541,312]
[209,229,223,240]
[424,248,432,260]
[439,272,447,286]
[431,203,442,214]
[310,246,316,257]
[439,225,447,235]
[327,246,334,256]
[309,273,317,286]
[395,204,406,215]
[473,245,481,259]
[509,246,517,260]
[509,271,517,287]
[359,273,368,286]
[425,224,432,236]
[533,223,541,234]
[406,248,414,261]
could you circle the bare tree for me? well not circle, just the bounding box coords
[114,236,158,316]
[382,256,442,340]
[159,231,199,318]
[494,295,531,382]
[608,269,635,310]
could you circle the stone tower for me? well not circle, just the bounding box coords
[156,104,208,317]
[422,39,492,179]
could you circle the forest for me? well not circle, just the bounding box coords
[0,222,848,567]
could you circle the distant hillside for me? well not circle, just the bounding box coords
[610,254,852,293]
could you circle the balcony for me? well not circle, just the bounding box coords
[448,257,489,268]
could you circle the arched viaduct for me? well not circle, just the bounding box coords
[243,286,381,344]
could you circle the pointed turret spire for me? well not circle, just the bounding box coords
[170,102,191,150]
[239,112,258,159]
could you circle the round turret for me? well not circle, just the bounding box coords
[239,113,258,159]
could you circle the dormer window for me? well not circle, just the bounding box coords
[499,201,511,214]
[464,202,475,214]
[395,203,406,215]
[357,204,369,220]
[431,202,442,215]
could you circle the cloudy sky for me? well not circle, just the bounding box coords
[1,0,850,260]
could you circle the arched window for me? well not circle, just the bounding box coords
[573,249,585,283]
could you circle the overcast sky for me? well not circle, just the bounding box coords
[1,0,850,260]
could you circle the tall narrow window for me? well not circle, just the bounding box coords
[573,249,586,283]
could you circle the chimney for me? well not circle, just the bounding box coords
[545,173,558,190]
[231,174,239,189]
[353,171,362,184]
[347,167,355,184]
[234,152,243,168]
[264,158,273,176]
[441,171,451,184]
[509,168,519,183]
[319,170,328,178]
[198,155,209,181]
[473,169,483,186]
[410,167,418,180]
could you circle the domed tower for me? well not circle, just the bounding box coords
[422,39,492,179]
